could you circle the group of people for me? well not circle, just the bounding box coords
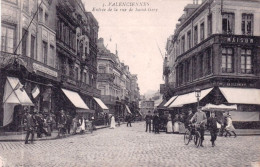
[143,107,237,147]
[23,108,95,144]
[188,106,237,147]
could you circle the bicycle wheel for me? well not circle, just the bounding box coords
[194,131,201,148]
[184,130,191,145]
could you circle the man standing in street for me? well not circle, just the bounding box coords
[208,112,221,147]
[145,111,152,132]
[126,114,132,127]
[190,106,207,147]
[24,109,36,144]
[153,112,160,134]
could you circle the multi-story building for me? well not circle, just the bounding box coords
[162,0,260,127]
[97,38,140,118]
[0,0,103,131]
[140,100,154,116]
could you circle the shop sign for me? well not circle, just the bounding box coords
[223,36,254,44]
[33,63,58,77]
[213,81,255,87]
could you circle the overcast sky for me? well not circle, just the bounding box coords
[83,0,193,95]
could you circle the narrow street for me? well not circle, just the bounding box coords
[1,122,260,167]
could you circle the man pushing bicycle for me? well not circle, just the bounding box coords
[190,106,207,147]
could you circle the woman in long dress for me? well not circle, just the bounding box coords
[225,114,237,137]
[110,115,116,129]
[173,114,180,133]
[166,114,173,133]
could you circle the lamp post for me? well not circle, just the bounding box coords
[195,89,201,107]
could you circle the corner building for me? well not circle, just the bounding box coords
[162,0,260,128]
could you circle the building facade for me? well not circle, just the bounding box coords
[97,38,140,118]
[0,0,102,131]
[162,0,260,127]
[139,100,154,117]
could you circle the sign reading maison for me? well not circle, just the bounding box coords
[222,36,255,44]
[33,63,58,77]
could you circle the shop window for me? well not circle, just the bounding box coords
[242,14,253,36]
[42,41,47,63]
[241,49,253,74]
[200,22,205,41]
[222,13,234,34]
[22,29,28,57]
[1,24,16,53]
[208,14,212,36]
[222,48,234,73]
[30,35,35,59]
[194,25,198,45]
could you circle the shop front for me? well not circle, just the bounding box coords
[2,77,34,131]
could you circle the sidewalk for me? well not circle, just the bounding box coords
[0,124,110,142]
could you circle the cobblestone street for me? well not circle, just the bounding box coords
[1,122,260,167]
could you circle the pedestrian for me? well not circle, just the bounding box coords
[126,114,132,127]
[145,111,152,132]
[166,114,173,134]
[46,112,53,134]
[24,109,36,144]
[225,113,237,138]
[179,113,186,134]
[66,113,73,134]
[72,115,79,135]
[207,112,221,147]
[117,116,121,127]
[173,114,180,134]
[58,110,67,137]
[219,112,228,136]
[153,112,160,134]
[185,109,193,128]
[110,114,116,129]
[35,111,49,138]
[190,106,207,147]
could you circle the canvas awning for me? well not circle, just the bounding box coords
[93,97,109,110]
[3,77,34,106]
[219,87,260,105]
[168,88,213,108]
[3,77,34,126]
[202,103,237,112]
[125,105,132,114]
[164,96,178,107]
[61,88,89,110]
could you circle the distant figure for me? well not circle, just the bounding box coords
[153,113,160,134]
[110,115,116,129]
[126,114,132,127]
[225,113,237,138]
[185,109,193,128]
[166,114,173,134]
[173,114,180,134]
[145,111,152,132]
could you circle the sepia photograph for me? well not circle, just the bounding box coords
[0,0,260,166]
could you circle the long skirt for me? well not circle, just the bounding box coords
[166,121,173,133]
[110,118,116,128]
[179,122,185,134]
[173,122,179,133]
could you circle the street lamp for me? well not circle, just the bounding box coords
[195,89,201,107]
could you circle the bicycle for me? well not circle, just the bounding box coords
[184,123,201,148]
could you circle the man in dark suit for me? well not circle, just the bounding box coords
[24,109,36,144]
[145,111,152,132]
[126,114,132,127]
[153,113,160,134]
